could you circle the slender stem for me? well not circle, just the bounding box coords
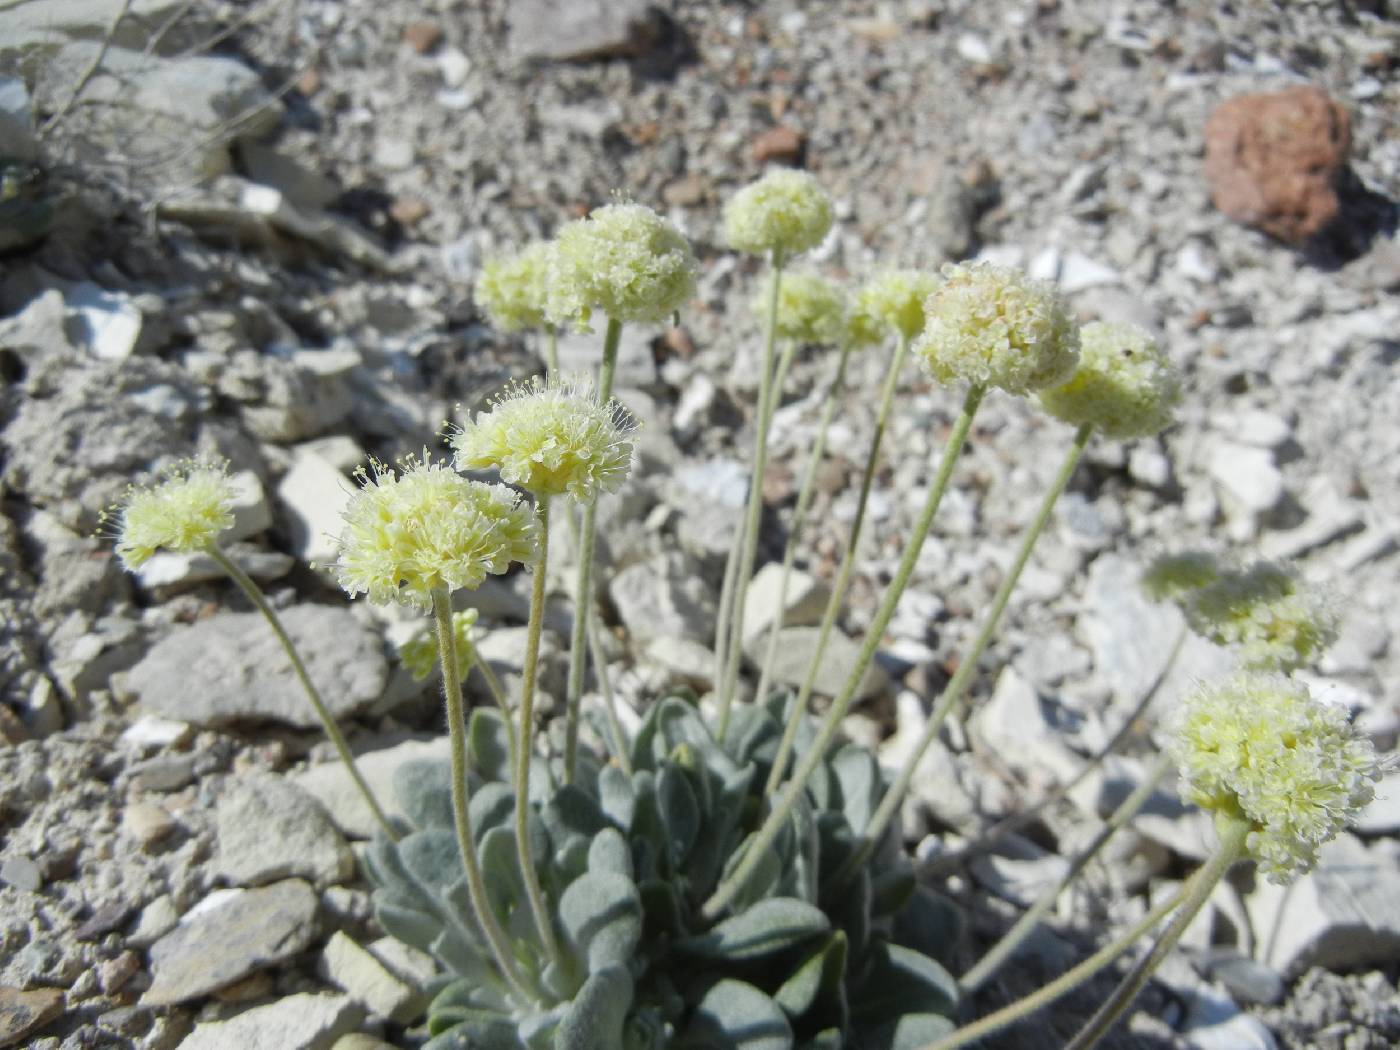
[839,422,1094,884]
[755,340,855,709]
[431,588,534,1003]
[766,330,910,792]
[587,611,634,776]
[514,497,563,967]
[920,881,1191,1050]
[206,544,397,841]
[711,514,745,723]
[926,625,1188,878]
[1064,812,1252,1050]
[717,251,785,737]
[960,752,1173,993]
[702,385,985,922]
[544,323,558,376]
[764,337,799,420]
[471,645,517,772]
[563,316,623,783]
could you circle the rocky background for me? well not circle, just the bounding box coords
[1,0,1398,1048]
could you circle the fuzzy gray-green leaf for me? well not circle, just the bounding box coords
[863,1013,956,1050]
[554,965,633,1050]
[851,943,958,1025]
[401,829,465,891]
[774,931,847,1020]
[689,979,792,1050]
[469,708,513,784]
[599,763,636,830]
[892,887,964,969]
[831,745,879,836]
[656,763,700,867]
[559,870,643,971]
[395,759,457,830]
[678,898,829,962]
[589,826,633,878]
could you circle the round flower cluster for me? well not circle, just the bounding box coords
[453,374,637,502]
[475,241,552,333]
[1141,551,1222,603]
[399,608,481,681]
[754,270,847,347]
[1170,673,1382,883]
[1039,321,1183,438]
[853,269,941,343]
[107,458,237,570]
[332,456,536,608]
[723,169,833,259]
[546,202,697,330]
[912,262,1079,395]
[1183,560,1338,672]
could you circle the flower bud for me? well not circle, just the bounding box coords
[854,269,941,343]
[723,169,833,259]
[1039,321,1182,438]
[754,270,846,346]
[475,241,552,333]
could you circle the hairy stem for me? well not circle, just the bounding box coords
[431,587,534,1003]
[766,330,910,792]
[207,544,396,841]
[1064,811,1252,1050]
[711,515,745,731]
[563,316,623,783]
[702,384,985,921]
[839,422,1094,884]
[514,497,563,967]
[470,642,517,772]
[544,323,559,375]
[921,880,1190,1050]
[717,251,785,737]
[755,340,856,711]
[960,752,1173,992]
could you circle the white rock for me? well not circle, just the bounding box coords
[373,138,415,171]
[971,668,1080,781]
[644,637,716,689]
[119,715,192,750]
[673,374,718,440]
[741,563,831,643]
[278,447,353,567]
[297,435,367,475]
[1355,772,1400,836]
[437,47,472,87]
[136,546,292,590]
[0,76,38,162]
[741,625,888,702]
[1207,441,1283,514]
[1246,833,1400,976]
[1128,445,1172,488]
[63,282,142,360]
[319,931,420,1022]
[1058,252,1120,292]
[178,992,363,1050]
[955,32,993,64]
[295,736,450,839]
[216,773,354,889]
[610,552,716,645]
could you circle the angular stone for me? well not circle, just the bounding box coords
[971,668,1080,781]
[295,736,449,839]
[1204,86,1350,244]
[507,0,661,61]
[610,552,716,645]
[178,992,362,1050]
[135,546,293,592]
[0,857,41,893]
[318,931,420,1022]
[742,625,888,702]
[123,605,386,728]
[216,774,354,889]
[1246,833,1400,976]
[277,448,353,568]
[741,563,831,644]
[0,986,63,1047]
[143,881,320,1006]
[1208,441,1284,515]
[644,636,716,690]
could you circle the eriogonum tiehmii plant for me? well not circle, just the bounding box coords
[755,269,848,348]
[723,168,834,260]
[1039,321,1182,439]
[1184,560,1338,672]
[476,241,554,335]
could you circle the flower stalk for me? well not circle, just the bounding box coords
[703,384,985,921]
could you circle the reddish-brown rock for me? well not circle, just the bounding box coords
[752,125,806,165]
[1203,85,1351,244]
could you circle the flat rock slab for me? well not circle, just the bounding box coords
[0,986,63,1048]
[178,992,363,1050]
[743,625,889,702]
[216,773,354,888]
[507,0,661,61]
[295,736,448,839]
[143,880,320,1006]
[124,605,386,728]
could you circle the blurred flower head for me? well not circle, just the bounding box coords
[754,270,847,346]
[1039,321,1182,439]
[723,169,833,259]
[475,241,553,333]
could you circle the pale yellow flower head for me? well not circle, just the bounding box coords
[723,169,833,259]
[912,262,1079,394]
[545,202,697,330]
[1170,673,1382,883]
[1039,321,1182,438]
[1141,551,1222,604]
[399,609,481,681]
[1183,560,1338,672]
[855,269,941,343]
[754,270,846,346]
[452,374,637,501]
[475,241,552,333]
[107,458,237,570]
[332,455,536,609]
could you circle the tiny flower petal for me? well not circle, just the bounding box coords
[1170,672,1383,883]
[754,270,847,346]
[332,455,536,609]
[546,202,697,329]
[912,262,1080,395]
[1039,321,1182,438]
[452,374,637,502]
[475,241,553,333]
[107,458,237,570]
[723,169,833,259]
